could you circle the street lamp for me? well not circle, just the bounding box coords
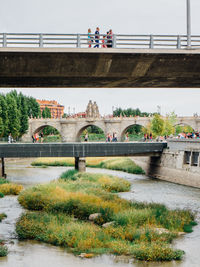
[187,0,191,48]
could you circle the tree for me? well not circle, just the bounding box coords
[0,94,9,136]
[6,95,20,138]
[0,106,4,137]
[42,107,51,118]
[163,118,174,136]
[151,114,164,137]
[26,97,41,118]
[19,93,29,136]
[113,107,151,118]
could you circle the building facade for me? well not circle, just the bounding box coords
[37,99,64,118]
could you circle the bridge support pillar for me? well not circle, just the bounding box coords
[0,158,6,178]
[75,157,86,172]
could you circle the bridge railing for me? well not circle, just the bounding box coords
[1,33,200,49]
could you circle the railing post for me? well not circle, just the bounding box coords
[39,34,43,48]
[177,35,181,49]
[77,34,81,48]
[3,33,7,47]
[150,35,154,49]
[112,34,116,48]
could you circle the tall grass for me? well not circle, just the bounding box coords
[0,178,9,185]
[16,170,196,261]
[0,183,23,195]
[31,157,145,175]
[0,244,8,257]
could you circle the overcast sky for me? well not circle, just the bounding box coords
[0,0,200,116]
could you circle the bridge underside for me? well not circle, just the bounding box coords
[1,48,200,88]
[0,142,167,158]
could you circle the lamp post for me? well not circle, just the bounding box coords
[187,0,191,48]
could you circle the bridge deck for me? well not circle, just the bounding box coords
[1,48,200,88]
[0,142,167,158]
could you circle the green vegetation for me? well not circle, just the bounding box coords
[89,158,145,175]
[16,170,196,261]
[0,241,8,257]
[0,90,41,139]
[0,178,9,185]
[80,126,105,142]
[32,157,145,175]
[0,213,6,222]
[0,90,62,141]
[0,178,23,195]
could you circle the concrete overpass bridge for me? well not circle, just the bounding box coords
[22,116,200,142]
[1,33,200,88]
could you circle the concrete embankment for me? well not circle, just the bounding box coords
[132,140,200,189]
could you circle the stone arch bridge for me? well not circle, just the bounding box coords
[22,116,200,142]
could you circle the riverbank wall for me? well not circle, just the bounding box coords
[133,140,200,188]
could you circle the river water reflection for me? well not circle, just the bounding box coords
[0,159,200,267]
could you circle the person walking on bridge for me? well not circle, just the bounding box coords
[87,28,93,48]
[94,27,100,48]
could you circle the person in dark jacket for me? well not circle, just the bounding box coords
[94,27,100,48]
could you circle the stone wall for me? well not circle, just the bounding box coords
[133,144,200,188]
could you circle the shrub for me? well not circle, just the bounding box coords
[0,245,8,257]
[0,192,4,198]
[60,169,78,181]
[114,208,152,226]
[98,158,145,174]
[132,243,185,261]
[0,184,23,195]
[0,178,9,185]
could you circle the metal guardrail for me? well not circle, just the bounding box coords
[0,33,200,49]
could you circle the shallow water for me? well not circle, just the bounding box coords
[0,159,200,267]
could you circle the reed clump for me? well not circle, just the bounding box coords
[31,157,145,175]
[16,170,196,261]
[0,183,23,195]
[0,241,8,257]
[0,178,9,185]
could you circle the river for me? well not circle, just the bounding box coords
[0,159,200,267]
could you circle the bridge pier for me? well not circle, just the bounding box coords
[0,158,6,178]
[75,157,86,172]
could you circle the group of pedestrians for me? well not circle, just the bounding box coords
[106,132,117,142]
[88,27,113,48]
[32,132,44,143]
[177,132,200,139]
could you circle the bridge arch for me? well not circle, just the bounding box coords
[120,123,147,141]
[76,122,106,142]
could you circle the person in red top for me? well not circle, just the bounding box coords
[102,35,107,48]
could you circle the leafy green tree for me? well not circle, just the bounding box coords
[19,93,29,136]
[163,118,175,136]
[42,126,59,136]
[87,125,104,134]
[151,114,164,137]
[113,107,151,118]
[42,107,51,118]
[0,94,9,136]
[6,95,20,138]
[26,97,41,118]
[0,106,4,137]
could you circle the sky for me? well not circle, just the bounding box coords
[0,0,200,116]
